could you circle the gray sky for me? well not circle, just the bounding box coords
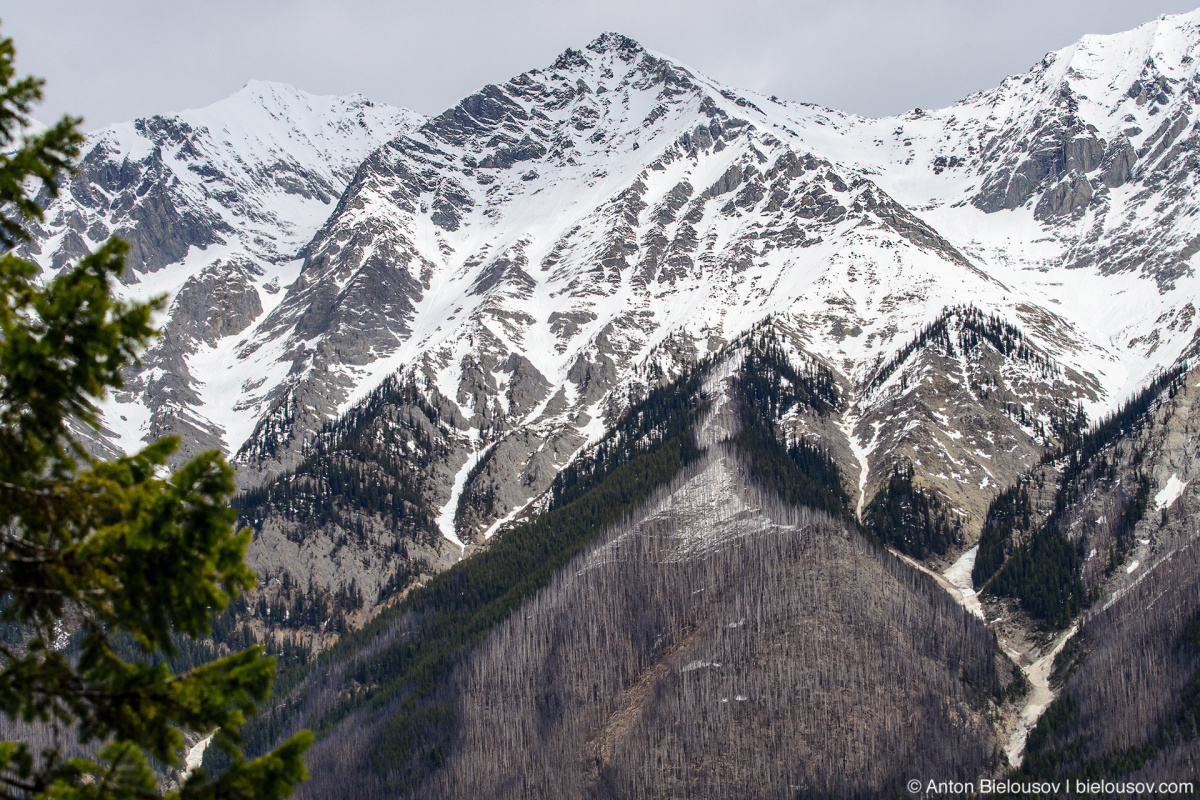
[3,0,1196,131]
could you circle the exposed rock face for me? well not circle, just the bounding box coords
[1099,136,1137,187]
[454,426,584,541]
[247,508,453,609]
[973,113,1106,214]
[1033,170,1094,219]
[169,259,264,345]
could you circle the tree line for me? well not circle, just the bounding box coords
[733,335,852,524]
[866,305,1058,396]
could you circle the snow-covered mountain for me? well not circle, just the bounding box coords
[770,9,1200,391]
[21,81,425,459]
[22,13,1200,582]
[230,32,1062,523]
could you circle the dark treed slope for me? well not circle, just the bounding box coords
[733,333,850,521]
[414,474,1004,799]
[1006,537,1200,790]
[212,366,709,787]
[215,328,1200,795]
[865,463,963,559]
[239,376,446,535]
[1013,546,1200,790]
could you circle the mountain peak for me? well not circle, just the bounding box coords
[225,79,380,116]
[548,33,647,73]
[237,78,307,97]
[586,31,645,57]
[1044,6,1200,92]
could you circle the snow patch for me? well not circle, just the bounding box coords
[183,733,214,779]
[438,438,487,553]
[1154,473,1188,510]
[840,411,879,521]
[942,545,984,619]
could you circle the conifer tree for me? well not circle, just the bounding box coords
[0,29,311,800]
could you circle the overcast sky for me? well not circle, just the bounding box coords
[3,0,1196,131]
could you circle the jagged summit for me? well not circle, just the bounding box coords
[974,5,1200,139]
[538,32,651,70]
[546,32,656,69]
[1063,6,1200,82]
[585,31,644,56]
[751,7,1200,397]
[424,29,708,152]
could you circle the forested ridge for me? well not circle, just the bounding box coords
[866,305,1057,395]
[236,375,448,542]
[209,375,459,646]
[219,365,709,788]
[734,333,966,560]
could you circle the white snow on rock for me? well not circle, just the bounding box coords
[438,438,488,552]
[25,11,1200,487]
[183,733,214,779]
[1154,473,1188,510]
[942,545,984,620]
